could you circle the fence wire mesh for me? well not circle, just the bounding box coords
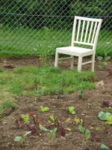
[0,0,112,58]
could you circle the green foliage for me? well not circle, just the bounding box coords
[49,128,57,135]
[0,100,16,110]
[98,111,112,125]
[49,115,57,123]
[14,131,31,143]
[0,100,16,118]
[40,106,49,112]
[9,81,23,96]
[0,67,95,98]
[74,117,83,125]
[39,125,49,132]
[0,25,112,57]
[100,144,110,150]
[105,116,112,125]
[0,0,112,57]
[14,136,24,143]
[1,0,112,29]
[98,112,112,121]
[0,68,4,72]
[78,125,91,141]
[0,65,95,118]
[21,114,30,124]
[68,106,76,115]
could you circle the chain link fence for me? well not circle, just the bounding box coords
[0,0,112,58]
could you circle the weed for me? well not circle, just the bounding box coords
[10,81,23,96]
[79,90,84,99]
[1,100,16,110]
[0,100,16,118]
[0,66,95,117]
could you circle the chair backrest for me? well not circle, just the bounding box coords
[71,16,102,50]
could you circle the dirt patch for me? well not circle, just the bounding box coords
[0,57,112,150]
[0,57,55,69]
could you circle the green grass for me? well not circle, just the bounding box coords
[0,26,71,57]
[0,26,112,57]
[0,65,95,102]
[0,65,95,117]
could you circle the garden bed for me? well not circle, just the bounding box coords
[0,57,112,150]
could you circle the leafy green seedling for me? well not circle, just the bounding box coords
[74,117,83,125]
[39,125,59,138]
[40,106,49,112]
[68,106,76,115]
[39,124,49,132]
[23,131,32,136]
[98,112,112,121]
[105,116,112,125]
[49,115,57,123]
[14,131,31,143]
[21,114,30,124]
[49,128,57,134]
[49,128,57,139]
[100,144,110,150]
[14,136,24,143]
[78,125,91,141]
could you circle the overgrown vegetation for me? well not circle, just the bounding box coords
[0,65,95,117]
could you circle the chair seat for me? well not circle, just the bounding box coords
[56,46,94,56]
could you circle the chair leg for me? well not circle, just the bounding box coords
[54,52,59,67]
[70,56,74,69]
[77,56,82,72]
[91,54,95,72]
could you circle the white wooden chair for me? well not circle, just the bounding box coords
[54,16,102,72]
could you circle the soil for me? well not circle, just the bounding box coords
[0,57,112,150]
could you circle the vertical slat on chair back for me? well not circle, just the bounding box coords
[71,16,102,49]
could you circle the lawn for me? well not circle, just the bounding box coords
[0,25,112,57]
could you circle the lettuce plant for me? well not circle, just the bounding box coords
[14,131,31,143]
[68,106,76,115]
[105,116,112,125]
[40,106,49,112]
[74,117,83,125]
[78,125,91,141]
